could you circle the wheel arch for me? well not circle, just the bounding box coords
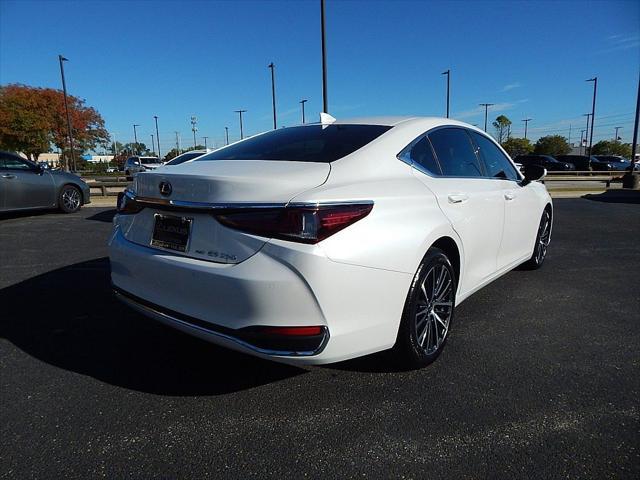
[429,236,461,288]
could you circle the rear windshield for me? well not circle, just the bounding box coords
[197,124,392,163]
[165,152,204,165]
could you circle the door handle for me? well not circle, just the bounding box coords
[504,192,516,201]
[1,174,16,179]
[447,193,469,204]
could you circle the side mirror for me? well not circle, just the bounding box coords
[521,164,546,186]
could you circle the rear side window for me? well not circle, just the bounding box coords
[197,124,391,163]
[469,131,519,180]
[398,135,441,175]
[428,128,483,177]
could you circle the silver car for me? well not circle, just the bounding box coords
[124,156,162,178]
[0,151,90,213]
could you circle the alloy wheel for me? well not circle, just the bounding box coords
[535,211,551,264]
[414,263,454,355]
[62,187,81,211]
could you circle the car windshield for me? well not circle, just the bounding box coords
[196,124,392,163]
[165,152,204,165]
[141,157,161,164]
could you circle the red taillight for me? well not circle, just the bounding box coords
[259,326,324,336]
[214,203,373,244]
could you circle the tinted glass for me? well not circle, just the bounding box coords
[399,135,441,175]
[428,128,483,177]
[470,131,519,180]
[197,125,391,163]
[0,154,32,170]
[166,152,204,165]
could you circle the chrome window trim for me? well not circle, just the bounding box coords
[114,289,330,357]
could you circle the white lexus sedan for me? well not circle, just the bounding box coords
[109,116,551,367]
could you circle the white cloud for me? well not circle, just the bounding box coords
[501,82,521,92]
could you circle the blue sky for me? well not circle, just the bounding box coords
[1,0,639,152]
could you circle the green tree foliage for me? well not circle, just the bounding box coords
[534,135,571,155]
[501,137,533,158]
[163,148,181,162]
[492,115,512,144]
[591,140,632,158]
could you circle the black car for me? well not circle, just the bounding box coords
[554,155,592,171]
[514,154,576,171]
[593,155,631,172]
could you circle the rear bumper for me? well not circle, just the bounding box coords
[108,226,412,365]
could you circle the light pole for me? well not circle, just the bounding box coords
[225,126,229,145]
[190,116,198,148]
[58,55,75,171]
[300,99,308,124]
[442,69,450,118]
[614,126,622,141]
[623,73,639,188]
[320,0,328,113]
[154,115,161,159]
[583,113,591,156]
[521,118,532,140]
[268,62,277,129]
[479,103,494,132]
[586,77,597,157]
[133,124,140,154]
[151,134,155,154]
[203,136,209,150]
[580,129,586,155]
[235,110,247,139]
[174,131,181,153]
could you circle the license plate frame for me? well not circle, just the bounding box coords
[150,213,193,253]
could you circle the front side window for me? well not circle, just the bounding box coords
[0,154,33,170]
[398,135,441,175]
[197,124,392,163]
[470,131,519,180]
[428,128,484,177]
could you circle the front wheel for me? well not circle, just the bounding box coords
[395,248,456,368]
[59,185,82,213]
[521,209,551,270]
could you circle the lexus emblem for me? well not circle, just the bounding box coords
[159,181,172,196]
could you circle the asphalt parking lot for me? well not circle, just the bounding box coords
[1,197,639,479]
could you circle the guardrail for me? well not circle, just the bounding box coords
[542,170,627,177]
[88,180,130,196]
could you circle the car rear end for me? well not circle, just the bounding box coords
[109,123,404,364]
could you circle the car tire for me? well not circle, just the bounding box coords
[58,185,82,214]
[394,247,457,368]
[521,209,551,270]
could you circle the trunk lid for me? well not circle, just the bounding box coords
[122,160,330,263]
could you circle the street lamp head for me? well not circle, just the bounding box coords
[441,70,450,75]
[586,77,597,82]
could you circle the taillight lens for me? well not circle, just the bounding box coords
[116,190,144,215]
[214,203,373,244]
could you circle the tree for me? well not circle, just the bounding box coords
[492,115,512,144]
[163,148,181,162]
[534,135,571,155]
[0,84,109,168]
[591,140,632,157]
[502,137,533,158]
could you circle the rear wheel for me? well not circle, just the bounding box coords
[521,209,551,270]
[59,185,82,213]
[395,248,456,368]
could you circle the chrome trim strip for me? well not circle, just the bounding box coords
[114,290,330,357]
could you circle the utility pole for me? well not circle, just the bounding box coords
[614,126,622,141]
[442,69,450,118]
[479,103,494,132]
[586,77,597,157]
[320,0,328,113]
[568,124,572,146]
[623,73,639,188]
[154,115,161,159]
[580,130,586,155]
[133,124,140,154]
[268,62,277,129]
[174,131,181,153]
[225,126,229,145]
[58,55,75,171]
[300,99,308,124]
[235,110,247,139]
[522,118,532,140]
[190,116,198,148]
[203,136,209,150]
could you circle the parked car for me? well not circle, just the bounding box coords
[124,156,162,178]
[163,150,209,166]
[106,166,118,173]
[553,155,591,171]
[110,117,552,368]
[514,154,575,171]
[0,150,90,213]
[593,155,632,172]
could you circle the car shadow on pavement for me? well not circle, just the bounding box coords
[86,209,117,222]
[583,190,640,204]
[0,257,306,396]
[0,209,56,221]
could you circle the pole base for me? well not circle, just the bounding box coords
[622,172,640,189]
